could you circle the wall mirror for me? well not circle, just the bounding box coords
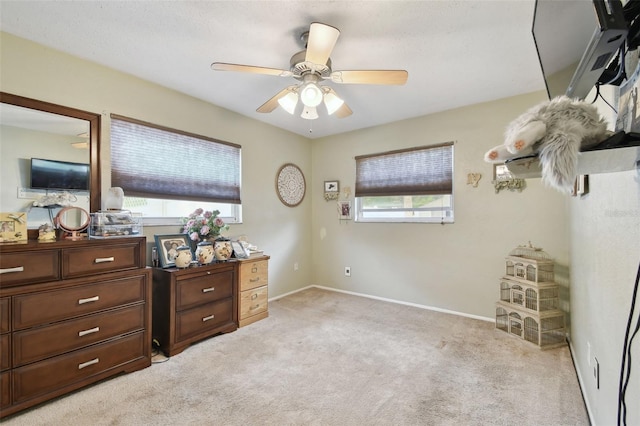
[0,92,101,227]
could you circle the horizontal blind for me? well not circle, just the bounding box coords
[110,115,241,204]
[355,142,453,197]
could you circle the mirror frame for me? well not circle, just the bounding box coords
[0,92,102,212]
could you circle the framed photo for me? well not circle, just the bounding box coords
[0,212,27,242]
[324,180,339,192]
[231,241,249,259]
[493,164,513,181]
[337,200,352,220]
[154,234,190,268]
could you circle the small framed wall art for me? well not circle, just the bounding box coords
[324,180,339,201]
[337,200,352,220]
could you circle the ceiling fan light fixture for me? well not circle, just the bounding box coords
[324,91,344,115]
[278,91,299,114]
[301,105,319,120]
[299,82,323,107]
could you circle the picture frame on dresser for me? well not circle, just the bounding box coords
[154,234,190,268]
[231,241,249,259]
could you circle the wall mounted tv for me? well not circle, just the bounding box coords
[30,158,90,191]
[533,0,628,100]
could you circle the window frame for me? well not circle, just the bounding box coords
[354,142,454,224]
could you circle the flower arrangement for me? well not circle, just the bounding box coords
[181,208,229,242]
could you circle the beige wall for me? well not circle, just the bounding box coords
[310,93,570,319]
[0,32,313,298]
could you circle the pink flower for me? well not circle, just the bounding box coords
[189,231,200,241]
[192,208,203,216]
[200,225,211,235]
[203,211,213,218]
[214,217,224,227]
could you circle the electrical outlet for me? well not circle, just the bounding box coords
[344,266,351,277]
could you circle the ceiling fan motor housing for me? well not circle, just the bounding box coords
[289,50,332,79]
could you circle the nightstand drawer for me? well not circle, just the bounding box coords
[0,334,9,371]
[176,269,233,311]
[13,274,146,330]
[62,242,141,278]
[13,304,145,366]
[0,250,59,287]
[239,260,268,291]
[240,286,268,319]
[175,298,233,343]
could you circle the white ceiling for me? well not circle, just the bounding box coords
[0,0,549,139]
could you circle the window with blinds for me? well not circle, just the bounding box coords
[110,115,242,223]
[354,142,454,223]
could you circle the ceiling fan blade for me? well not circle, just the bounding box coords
[257,87,296,113]
[305,22,340,66]
[330,70,408,85]
[211,62,292,77]
[334,102,352,119]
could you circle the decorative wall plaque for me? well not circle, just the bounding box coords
[276,163,306,207]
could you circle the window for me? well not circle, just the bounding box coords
[110,115,241,224]
[355,142,454,223]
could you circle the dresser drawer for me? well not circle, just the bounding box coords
[0,371,9,408]
[0,250,59,288]
[175,298,233,343]
[13,274,147,330]
[240,286,268,319]
[12,331,145,403]
[13,304,145,367]
[0,334,9,371]
[0,298,9,333]
[176,270,233,311]
[239,260,268,291]
[62,242,141,278]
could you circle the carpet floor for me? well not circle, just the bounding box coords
[3,287,588,425]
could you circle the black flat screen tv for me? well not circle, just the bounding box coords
[30,157,90,191]
[533,0,628,100]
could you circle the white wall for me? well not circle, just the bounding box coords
[0,32,313,298]
[310,92,570,320]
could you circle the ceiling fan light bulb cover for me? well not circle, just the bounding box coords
[324,91,344,115]
[278,92,298,114]
[300,82,323,107]
[301,105,319,120]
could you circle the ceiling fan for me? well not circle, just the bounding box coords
[211,22,408,120]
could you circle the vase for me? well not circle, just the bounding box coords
[196,241,215,264]
[213,238,233,261]
[174,245,193,268]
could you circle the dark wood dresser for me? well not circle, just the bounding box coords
[152,262,238,357]
[0,237,152,418]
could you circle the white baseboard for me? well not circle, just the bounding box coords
[568,339,595,425]
[269,284,494,323]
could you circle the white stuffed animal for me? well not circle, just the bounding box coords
[484,96,611,193]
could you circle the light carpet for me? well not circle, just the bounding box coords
[3,287,588,425]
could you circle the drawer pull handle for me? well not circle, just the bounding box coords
[78,296,100,305]
[251,293,258,300]
[0,266,24,274]
[202,287,215,293]
[78,327,100,337]
[251,304,260,310]
[78,358,99,369]
[202,314,215,322]
[251,267,258,273]
[206,271,211,275]
[250,277,260,283]
[94,257,115,264]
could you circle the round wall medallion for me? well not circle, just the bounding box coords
[276,163,306,207]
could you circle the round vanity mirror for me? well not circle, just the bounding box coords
[55,206,90,240]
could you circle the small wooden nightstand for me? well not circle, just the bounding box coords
[237,256,269,327]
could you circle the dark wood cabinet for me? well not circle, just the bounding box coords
[0,237,152,418]
[152,262,238,357]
